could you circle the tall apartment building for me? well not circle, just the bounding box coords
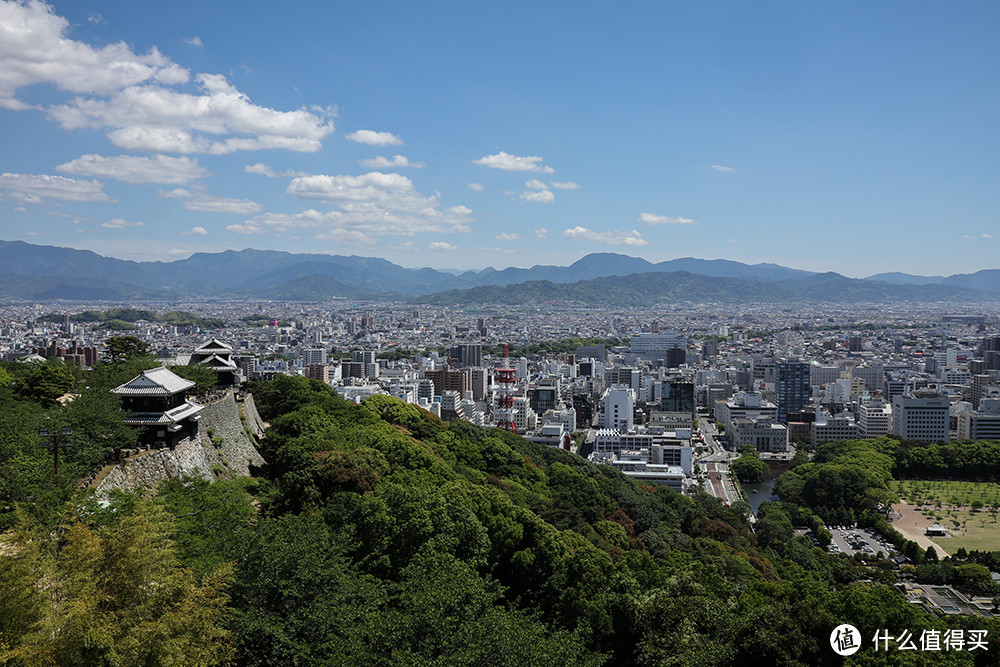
[891,392,950,442]
[448,343,482,368]
[305,363,329,383]
[601,385,635,430]
[425,367,466,397]
[301,347,328,366]
[776,359,810,422]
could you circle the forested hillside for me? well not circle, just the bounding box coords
[1,374,998,664]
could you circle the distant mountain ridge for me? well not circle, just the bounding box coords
[1,239,999,303]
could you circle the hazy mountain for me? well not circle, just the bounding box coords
[230,273,394,301]
[0,273,174,301]
[940,269,1000,292]
[864,272,947,285]
[1,239,998,303]
[416,270,993,306]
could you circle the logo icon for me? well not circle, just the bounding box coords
[831,624,861,656]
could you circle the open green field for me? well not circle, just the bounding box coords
[894,480,1000,552]
[892,479,1000,510]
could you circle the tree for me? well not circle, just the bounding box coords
[15,363,75,407]
[104,336,151,364]
[731,452,768,484]
[925,546,939,563]
[0,498,234,664]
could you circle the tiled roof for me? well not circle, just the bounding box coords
[111,366,196,396]
[121,400,203,424]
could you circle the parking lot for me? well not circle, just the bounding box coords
[828,525,898,558]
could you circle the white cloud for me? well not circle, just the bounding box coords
[535,227,548,239]
[182,226,208,235]
[48,74,336,154]
[101,218,143,229]
[184,195,262,214]
[158,188,193,198]
[639,212,697,226]
[360,154,424,169]
[728,239,739,244]
[0,0,189,107]
[551,181,579,190]
[346,130,402,146]
[182,36,203,47]
[520,189,554,203]
[467,182,485,191]
[243,162,305,178]
[563,226,648,247]
[710,164,741,173]
[473,151,554,173]
[0,172,113,202]
[280,171,472,235]
[233,170,473,241]
[429,241,458,251]
[56,154,208,184]
[984,233,994,239]
[525,179,548,190]
[495,233,522,241]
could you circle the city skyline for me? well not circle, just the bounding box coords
[2,1,999,277]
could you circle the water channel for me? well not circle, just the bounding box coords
[740,463,787,516]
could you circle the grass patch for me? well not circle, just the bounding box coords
[913,506,1000,553]
[892,479,1000,511]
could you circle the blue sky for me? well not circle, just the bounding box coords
[1,0,999,277]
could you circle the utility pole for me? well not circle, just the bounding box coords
[39,426,74,481]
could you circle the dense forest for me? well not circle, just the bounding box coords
[1,365,999,664]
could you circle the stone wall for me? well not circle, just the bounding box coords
[94,391,266,497]
[241,392,267,438]
[198,391,266,478]
[95,436,213,496]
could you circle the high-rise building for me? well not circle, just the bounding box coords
[601,385,635,430]
[776,358,810,422]
[305,363,329,383]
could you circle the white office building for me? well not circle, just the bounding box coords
[891,393,950,442]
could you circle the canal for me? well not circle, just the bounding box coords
[741,463,787,516]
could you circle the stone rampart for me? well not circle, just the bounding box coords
[94,391,266,497]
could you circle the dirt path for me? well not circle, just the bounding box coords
[891,502,949,556]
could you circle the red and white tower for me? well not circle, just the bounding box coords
[494,343,517,433]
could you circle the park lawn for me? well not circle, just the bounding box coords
[892,479,1000,511]
[915,507,1000,553]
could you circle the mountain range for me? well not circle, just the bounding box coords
[1,239,999,304]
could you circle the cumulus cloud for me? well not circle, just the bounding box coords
[710,164,741,173]
[182,36,203,47]
[56,154,209,184]
[346,130,402,146]
[495,233,522,241]
[467,182,485,191]
[563,226,648,247]
[551,181,579,190]
[231,171,474,241]
[0,3,336,152]
[183,195,262,214]
[100,217,143,229]
[473,151,554,173]
[0,172,113,202]
[360,154,424,169]
[158,187,193,198]
[0,0,188,107]
[429,241,458,251]
[984,233,994,239]
[534,227,548,239]
[525,179,548,190]
[243,162,305,178]
[520,189,554,203]
[639,212,697,226]
[182,226,208,235]
[49,74,336,154]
